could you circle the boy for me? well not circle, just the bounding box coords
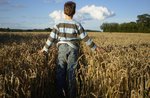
[39,1,105,98]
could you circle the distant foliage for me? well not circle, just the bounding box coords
[101,14,150,33]
[0,28,52,32]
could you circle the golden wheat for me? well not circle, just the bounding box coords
[0,32,150,98]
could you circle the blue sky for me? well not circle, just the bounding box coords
[0,0,150,30]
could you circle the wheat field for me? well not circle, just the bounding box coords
[0,32,150,98]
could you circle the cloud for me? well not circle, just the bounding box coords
[0,22,50,29]
[55,0,63,3]
[79,5,115,20]
[49,10,64,21]
[43,0,63,3]
[0,0,10,5]
[0,0,25,9]
[49,5,115,23]
[10,4,26,8]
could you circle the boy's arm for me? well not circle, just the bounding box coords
[78,24,97,51]
[78,24,106,53]
[42,25,58,53]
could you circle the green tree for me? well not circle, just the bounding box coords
[100,14,150,33]
[136,14,150,32]
[100,23,109,32]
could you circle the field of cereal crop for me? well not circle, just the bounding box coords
[0,32,150,98]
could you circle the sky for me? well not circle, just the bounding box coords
[0,0,150,30]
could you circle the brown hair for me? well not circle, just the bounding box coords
[64,1,76,17]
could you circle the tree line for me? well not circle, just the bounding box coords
[0,28,100,32]
[0,28,52,32]
[100,14,150,33]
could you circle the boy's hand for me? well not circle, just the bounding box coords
[95,46,106,53]
[38,49,47,55]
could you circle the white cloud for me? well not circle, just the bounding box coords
[78,5,115,20]
[0,0,26,9]
[0,0,10,5]
[49,5,114,23]
[49,5,115,30]
[43,0,63,3]
[54,0,63,3]
[49,10,65,22]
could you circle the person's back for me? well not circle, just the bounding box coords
[55,19,81,42]
[50,18,97,50]
[39,1,105,98]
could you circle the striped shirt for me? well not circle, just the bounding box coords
[43,19,97,52]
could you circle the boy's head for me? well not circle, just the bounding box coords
[64,1,76,17]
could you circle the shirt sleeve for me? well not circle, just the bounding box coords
[78,23,97,51]
[42,25,59,52]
